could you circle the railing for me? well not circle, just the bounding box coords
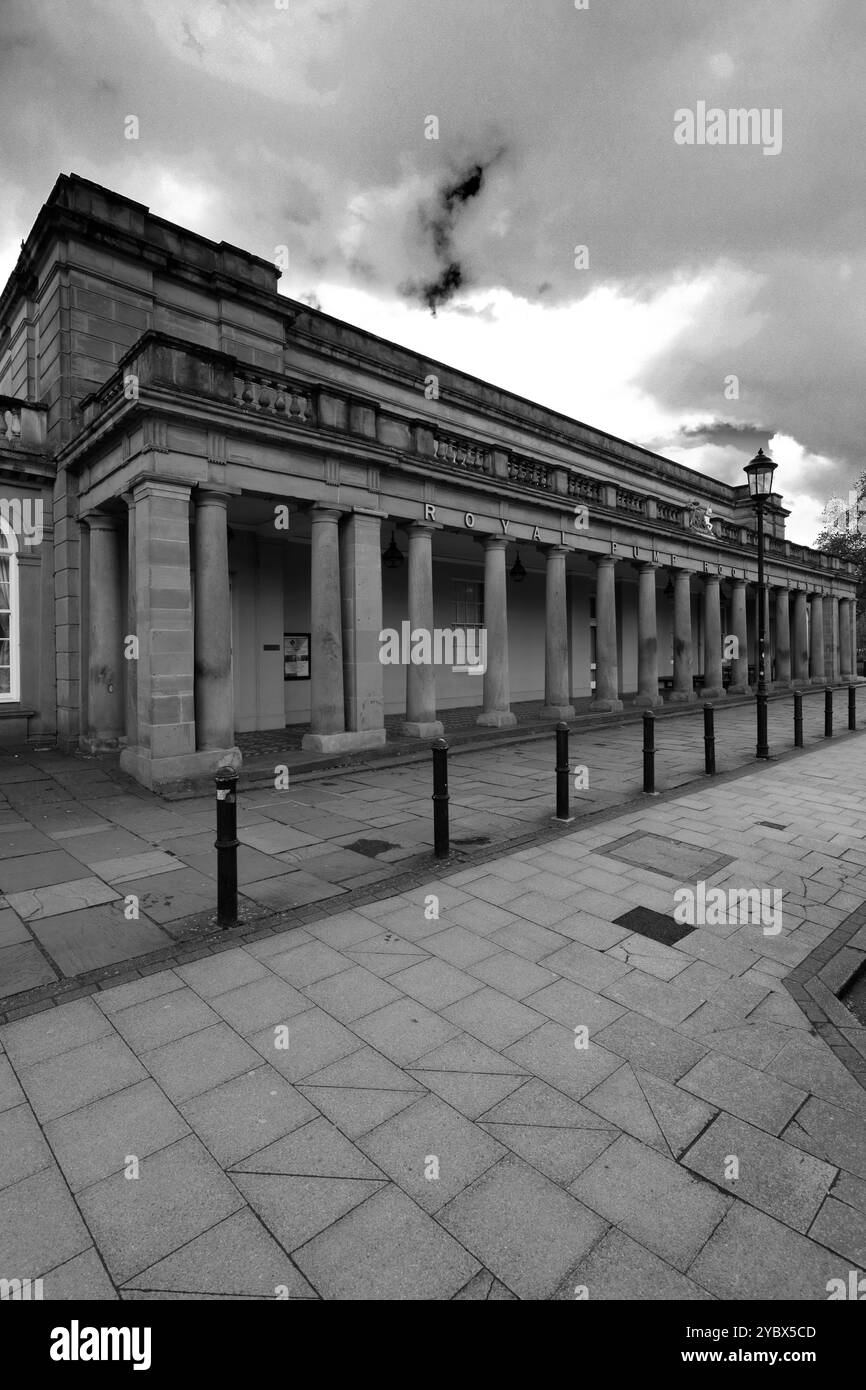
[232,372,314,424]
[432,434,492,474]
[567,472,603,502]
[616,487,646,515]
[508,455,551,490]
[657,500,682,523]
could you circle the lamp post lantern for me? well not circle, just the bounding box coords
[744,447,777,759]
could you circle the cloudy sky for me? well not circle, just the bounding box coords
[2,0,863,543]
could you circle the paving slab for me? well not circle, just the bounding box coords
[682,1112,837,1232]
[438,1153,607,1300]
[295,1184,480,1300]
[76,1134,245,1284]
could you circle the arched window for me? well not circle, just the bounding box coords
[0,516,20,702]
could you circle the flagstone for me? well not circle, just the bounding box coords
[44,1078,189,1193]
[571,1134,730,1271]
[76,1135,245,1284]
[581,1064,667,1152]
[482,1120,618,1185]
[635,1070,717,1159]
[233,1172,384,1252]
[782,1096,866,1179]
[453,1268,518,1299]
[180,1065,318,1166]
[413,1032,528,1075]
[504,1021,623,1100]
[6,876,119,921]
[683,1113,836,1232]
[124,1208,316,1298]
[808,1196,866,1267]
[406,1069,524,1119]
[679,1052,807,1136]
[230,1116,384,1179]
[298,1085,420,1138]
[301,1044,424,1091]
[357,1093,504,1212]
[553,1228,715,1301]
[688,1202,856,1301]
[296,1184,479,1300]
[438,1153,607,1300]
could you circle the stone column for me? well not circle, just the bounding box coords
[402,523,444,738]
[792,590,809,685]
[477,536,517,726]
[728,578,749,694]
[635,563,662,707]
[194,489,236,751]
[840,599,853,678]
[542,545,575,718]
[83,512,124,751]
[340,510,387,745]
[593,556,623,711]
[809,592,825,683]
[669,569,694,703]
[851,598,859,676]
[302,507,347,752]
[120,479,209,791]
[122,492,138,747]
[824,595,839,683]
[702,574,725,699]
[773,587,792,688]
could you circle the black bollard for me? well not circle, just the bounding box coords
[215,768,239,927]
[794,690,804,748]
[643,709,656,794]
[555,722,570,821]
[432,738,450,859]
[703,703,716,775]
[825,687,833,738]
[849,684,857,731]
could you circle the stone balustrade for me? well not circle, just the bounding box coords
[232,372,314,424]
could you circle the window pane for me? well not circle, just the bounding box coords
[0,614,9,641]
[0,667,9,694]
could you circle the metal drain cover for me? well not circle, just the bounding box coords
[613,906,694,945]
[598,831,732,881]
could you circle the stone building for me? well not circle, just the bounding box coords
[0,174,858,790]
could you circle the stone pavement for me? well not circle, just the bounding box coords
[0,687,861,1001]
[1,735,865,1300]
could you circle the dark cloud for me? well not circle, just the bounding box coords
[0,0,863,483]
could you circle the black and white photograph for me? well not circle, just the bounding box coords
[0,0,864,1350]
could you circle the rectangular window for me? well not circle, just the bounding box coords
[0,547,19,701]
[452,579,484,632]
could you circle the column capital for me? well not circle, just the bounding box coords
[406,522,440,538]
[195,484,240,504]
[542,544,570,557]
[127,473,193,504]
[82,510,122,532]
[594,554,617,569]
[482,535,509,551]
[309,506,345,525]
[636,559,659,572]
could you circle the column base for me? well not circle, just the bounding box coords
[591,698,623,713]
[120,744,241,794]
[400,720,445,739]
[811,677,828,686]
[772,680,793,692]
[476,710,518,728]
[666,690,696,704]
[301,728,387,754]
[726,683,749,697]
[701,687,726,700]
[541,704,575,720]
[633,693,663,709]
[79,732,125,754]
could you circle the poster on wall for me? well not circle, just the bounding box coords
[283,633,310,680]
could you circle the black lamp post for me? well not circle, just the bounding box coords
[744,447,777,759]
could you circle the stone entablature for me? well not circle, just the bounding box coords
[72,333,856,593]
